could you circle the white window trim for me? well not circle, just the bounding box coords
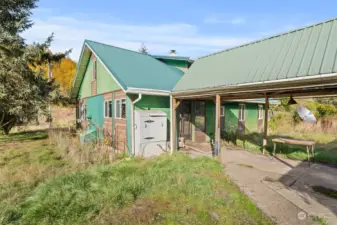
[104,100,112,118]
[258,105,264,120]
[115,98,126,119]
[220,106,225,117]
[239,104,245,121]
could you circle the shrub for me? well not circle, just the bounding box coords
[316,103,337,118]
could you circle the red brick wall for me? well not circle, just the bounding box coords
[102,90,127,152]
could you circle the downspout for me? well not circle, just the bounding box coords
[131,93,142,155]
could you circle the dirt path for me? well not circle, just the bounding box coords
[220,149,337,225]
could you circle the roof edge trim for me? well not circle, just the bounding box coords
[173,73,337,95]
[85,42,126,92]
[126,87,170,96]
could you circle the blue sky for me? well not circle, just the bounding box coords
[23,0,337,60]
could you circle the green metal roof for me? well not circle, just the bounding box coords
[71,40,184,99]
[174,18,337,92]
[152,55,193,61]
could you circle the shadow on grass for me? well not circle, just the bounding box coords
[222,132,337,166]
[0,130,49,143]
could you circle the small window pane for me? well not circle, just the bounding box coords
[116,100,120,118]
[109,101,112,117]
[121,99,126,118]
[220,106,225,117]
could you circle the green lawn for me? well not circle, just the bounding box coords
[0,131,271,225]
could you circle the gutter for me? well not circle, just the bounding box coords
[131,94,142,155]
[126,87,171,96]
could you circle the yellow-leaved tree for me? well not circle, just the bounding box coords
[50,58,77,96]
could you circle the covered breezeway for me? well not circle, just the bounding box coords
[170,18,337,157]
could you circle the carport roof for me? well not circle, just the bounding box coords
[173,18,337,93]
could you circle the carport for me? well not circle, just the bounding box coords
[171,18,337,155]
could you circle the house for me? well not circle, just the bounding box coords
[70,40,189,154]
[71,40,282,155]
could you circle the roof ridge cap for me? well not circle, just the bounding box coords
[85,39,156,59]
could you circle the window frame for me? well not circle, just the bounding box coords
[258,105,264,120]
[238,104,245,122]
[220,106,225,117]
[115,98,126,119]
[104,100,113,118]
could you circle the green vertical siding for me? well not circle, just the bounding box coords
[87,95,104,127]
[205,100,215,142]
[245,104,258,132]
[96,60,121,94]
[224,102,239,133]
[135,95,170,120]
[78,57,93,99]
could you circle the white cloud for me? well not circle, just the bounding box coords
[204,15,246,25]
[22,15,250,60]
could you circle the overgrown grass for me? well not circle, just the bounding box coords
[0,131,48,143]
[0,132,271,225]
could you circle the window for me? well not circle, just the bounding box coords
[258,105,264,120]
[220,106,225,117]
[238,104,245,121]
[115,99,126,119]
[104,100,112,118]
[92,58,97,81]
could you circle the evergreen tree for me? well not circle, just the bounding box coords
[0,0,69,134]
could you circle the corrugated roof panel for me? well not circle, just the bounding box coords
[295,25,322,77]
[255,38,279,82]
[260,35,288,81]
[321,20,337,73]
[277,29,304,80]
[309,22,333,75]
[269,31,296,80]
[252,38,277,81]
[173,18,337,92]
[245,42,266,83]
[286,28,312,78]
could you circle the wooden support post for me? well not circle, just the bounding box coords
[171,97,178,153]
[263,95,269,155]
[215,94,221,156]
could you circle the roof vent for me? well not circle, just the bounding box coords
[169,50,176,56]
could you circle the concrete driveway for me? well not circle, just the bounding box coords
[220,149,337,225]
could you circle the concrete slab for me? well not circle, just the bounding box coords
[220,149,337,225]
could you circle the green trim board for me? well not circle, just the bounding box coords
[78,56,93,99]
[174,18,337,92]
